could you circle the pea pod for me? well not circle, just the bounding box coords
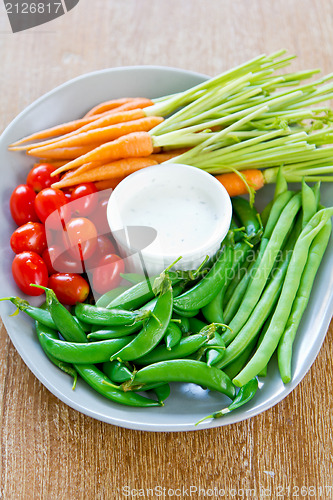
[124,359,236,400]
[39,334,136,364]
[206,329,226,367]
[196,377,258,424]
[164,322,182,350]
[232,197,263,245]
[102,360,133,383]
[188,317,208,334]
[1,296,57,329]
[172,314,190,335]
[35,321,77,389]
[111,273,174,361]
[120,273,145,285]
[75,302,153,326]
[134,332,211,365]
[96,285,129,307]
[74,364,161,407]
[152,384,171,405]
[36,286,88,343]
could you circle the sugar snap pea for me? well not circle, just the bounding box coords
[75,364,161,407]
[35,321,77,389]
[75,302,153,326]
[96,285,129,307]
[102,361,133,383]
[124,360,236,399]
[111,273,173,361]
[152,384,171,404]
[1,296,57,330]
[39,334,136,364]
[164,322,182,350]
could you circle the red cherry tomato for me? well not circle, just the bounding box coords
[89,196,110,234]
[42,245,83,274]
[65,217,97,262]
[12,251,48,296]
[10,222,47,255]
[92,254,125,294]
[26,163,60,192]
[69,183,98,216]
[10,184,39,226]
[35,188,68,229]
[48,273,90,305]
[84,235,117,269]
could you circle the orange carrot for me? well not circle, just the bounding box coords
[52,158,158,189]
[150,148,190,163]
[51,131,154,176]
[84,97,153,117]
[27,146,99,160]
[28,116,164,156]
[9,111,114,148]
[11,109,147,152]
[95,178,125,191]
[214,169,265,197]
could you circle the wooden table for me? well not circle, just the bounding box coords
[1,1,332,497]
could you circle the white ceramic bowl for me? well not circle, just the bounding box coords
[0,67,333,432]
[107,163,232,276]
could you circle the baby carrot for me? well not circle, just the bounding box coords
[51,131,154,176]
[12,109,147,152]
[214,169,265,197]
[27,146,99,160]
[9,111,113,148]
[52,158,158,189]
[84,97,153,117]
[94,178,124,190]
[28,117,164,155]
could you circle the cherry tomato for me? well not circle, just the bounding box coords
[91,254,125,294]
[69,183,98,217]
[10,222,47,255]
[26,163,60,192]
[48,273,90,305]
[35,188,68,229]
[42,245,83,274]
[12,251,48,296]
[84,235,117,270]
[10,184,39,226]
[89,195,110,234]
[65,217,97,262]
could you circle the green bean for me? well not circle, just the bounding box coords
[223,338,257,380]
[75,364,161,407]
[223,258,257,324]
[223,257,251,306]
[39,334,135,364]
[262,190,295,240]
[196,377,258,424]
[96,285,129,307]
[278,219,332,383]
[164,322,182,350]
[227,193,302,338]
[256,311,274,378]
[35,321,77,389]
[201,286,225,324]
[124,359,236,399]
[220,216,302,356]
[302,179,317,228]
[134,332,211,365]
[234,207,333,387]
[75,302,153,326]
[102,361,133,383]
[312,181,321,209]
[111,274,173,361]
[260,167,288,226]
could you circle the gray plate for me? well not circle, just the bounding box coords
[0,66,332,431]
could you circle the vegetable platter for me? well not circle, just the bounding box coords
[0,61,333,431]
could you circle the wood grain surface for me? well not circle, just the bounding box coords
[1,1,333,498]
